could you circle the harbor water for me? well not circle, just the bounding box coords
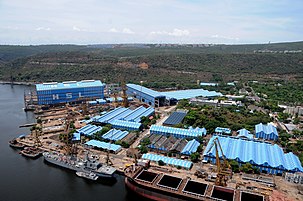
[0,84,140,201]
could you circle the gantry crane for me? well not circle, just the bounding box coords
[206,137,232,187]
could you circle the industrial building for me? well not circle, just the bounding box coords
[92,106,154,131]
[141,153,193,169]
[203,135,303,174]
[150,125,206,139]
[255,123,278,141]
[36,80,105,105]
[237,129,253,139]
[126,83,222,107]
[85,140,122,153]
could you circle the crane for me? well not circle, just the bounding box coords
[206,137,232,187]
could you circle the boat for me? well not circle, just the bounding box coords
[8,138,25,149]
[76,171,99,181]
[124,165,267,201]
[43,152,116,178]
[20,147,43,158]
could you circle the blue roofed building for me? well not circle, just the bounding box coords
[127,83,222,107]
[255,123,278,141]
[215,127,231,135]
[237,128,253,139]
[150,125,205,139]
[142,153,193,169]
[126,84,166,107]
[181,139,200,155]
[203,135,303,174]
[36,80,105,105]
[85,140,122,153]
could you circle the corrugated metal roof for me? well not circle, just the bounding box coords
[181,139,200,155]
[142,153,192,169]
[150,125,204,138]
[102,129,129,141]
[215,127,231,134]
[203,135,303,172]
[85,140,121,152]
[36,80,104,91]
[255,123,278,136]
[127,84,165,98]
[237,128,253,139]
[161,89,222,100]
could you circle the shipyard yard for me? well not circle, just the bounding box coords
[3,80,301,201]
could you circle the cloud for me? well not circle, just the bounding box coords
[211,34,239,41]
[35,27,50,31]
[150,29,190,37]
[72,26,81,31]
[109,28,118,33]
[108,28,135,34]
[122,28,134,34]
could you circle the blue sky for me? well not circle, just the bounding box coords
[0,0,302,44]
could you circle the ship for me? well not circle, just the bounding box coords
[43,152,116,178]
[9,138,25,149]
[76,171,99,181]
[8,134,27,149]
[20,147,43,158]
[124,165,267,201]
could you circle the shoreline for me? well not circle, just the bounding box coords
[0,81,35,86]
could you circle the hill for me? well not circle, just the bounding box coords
[0,42,303,87]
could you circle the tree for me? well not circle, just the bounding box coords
[240,163,254,173]
[190,152,200,162]
[139,145,148,154]
[229,160,240,173]
[141,137,151,146]
[158,160,165,166]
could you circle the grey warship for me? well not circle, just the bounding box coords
[43,152,116,178]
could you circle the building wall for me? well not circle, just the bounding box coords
[203,156,286,175]
[37,86,104,105]
[256,131,278,141]
[126,87,157,106]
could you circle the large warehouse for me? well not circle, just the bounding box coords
[36,80,105,105]
[203,135,303,174]
[126,83,222,107]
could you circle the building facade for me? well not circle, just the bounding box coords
[36,80,105,105]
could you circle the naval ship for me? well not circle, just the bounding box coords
[43,152,116,178]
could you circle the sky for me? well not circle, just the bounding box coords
[0,0,302,45]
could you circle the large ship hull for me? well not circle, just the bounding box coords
[125,177,205,201]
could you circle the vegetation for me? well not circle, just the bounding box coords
[190,152,200,162]
[1,43,303,88]
[178,100,271,133]
[158,160,165,166]
[251,82,303,105]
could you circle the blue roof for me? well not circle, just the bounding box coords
[72,133,81,141]
[93,106,154,124]
[255,123,278,136]
[163,111,187,126]
[215,127,231,134]
[102,129,129,141]
[110,119,142,131]
[237,128,253,139]
[200,82,218,86]
[181,139,200,155]
[127,84,165,98]
[77,124,102,136]
[85,140,121,152]
[36,80,104,91]
[203,135,303,172]
[150,125,204,138]
[161,89,222,100]
[142,153,192,169]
